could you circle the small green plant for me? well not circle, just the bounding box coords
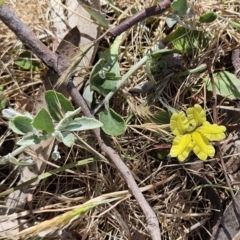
[170,104,226,161]
[1,90,103,165]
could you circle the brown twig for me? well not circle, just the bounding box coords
[0,4,161,240]
[108,0,172,38]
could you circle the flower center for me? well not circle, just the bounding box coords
[186,122,197,133]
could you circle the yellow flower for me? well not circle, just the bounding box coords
[170,104,226,161]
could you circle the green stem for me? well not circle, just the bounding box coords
[10,145,28,157]
[0,145,29,164]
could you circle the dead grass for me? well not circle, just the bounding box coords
[1,0,240,239]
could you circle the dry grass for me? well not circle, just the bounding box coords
[1,0,240,239]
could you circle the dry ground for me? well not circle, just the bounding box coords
[1,0,240,239]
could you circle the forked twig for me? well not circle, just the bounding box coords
[0,4,161,240]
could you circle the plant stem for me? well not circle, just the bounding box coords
[9,145,29,157]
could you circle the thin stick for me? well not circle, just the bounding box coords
[108,0,172,38]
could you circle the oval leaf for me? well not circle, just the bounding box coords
[99,106,126,136]
[61,117,103,132]
[17,134,42,146]
[205,71,240,99]
[62,132,75,147]
[199,12,217,23]
[10,116,34,135]
[171,0,188,16]
[32,109,54,133]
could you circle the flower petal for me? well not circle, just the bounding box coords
[197,121,226,141]
[186,104,206,129]
[170,134,193,162]
[170,111,189,136]
[191,131,215,160]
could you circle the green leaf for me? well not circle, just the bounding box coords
[99,106,126,136]
[14,51,41,71]
[10,116,34,135]
[45,91,74,121]
[90,34,123,96]
[32,109,54,133]
[61,117,103,132]
[163,26,209,54]
[55,108,82,130]
[62,132,75,147]
[199,12,217,23]
[82,5,109,29]
[205,71,240,99]
[53,130,74,147]
[90,59,121,96]
[54,130,64,143]
[171,0,188,16]
[17,134,42,146]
